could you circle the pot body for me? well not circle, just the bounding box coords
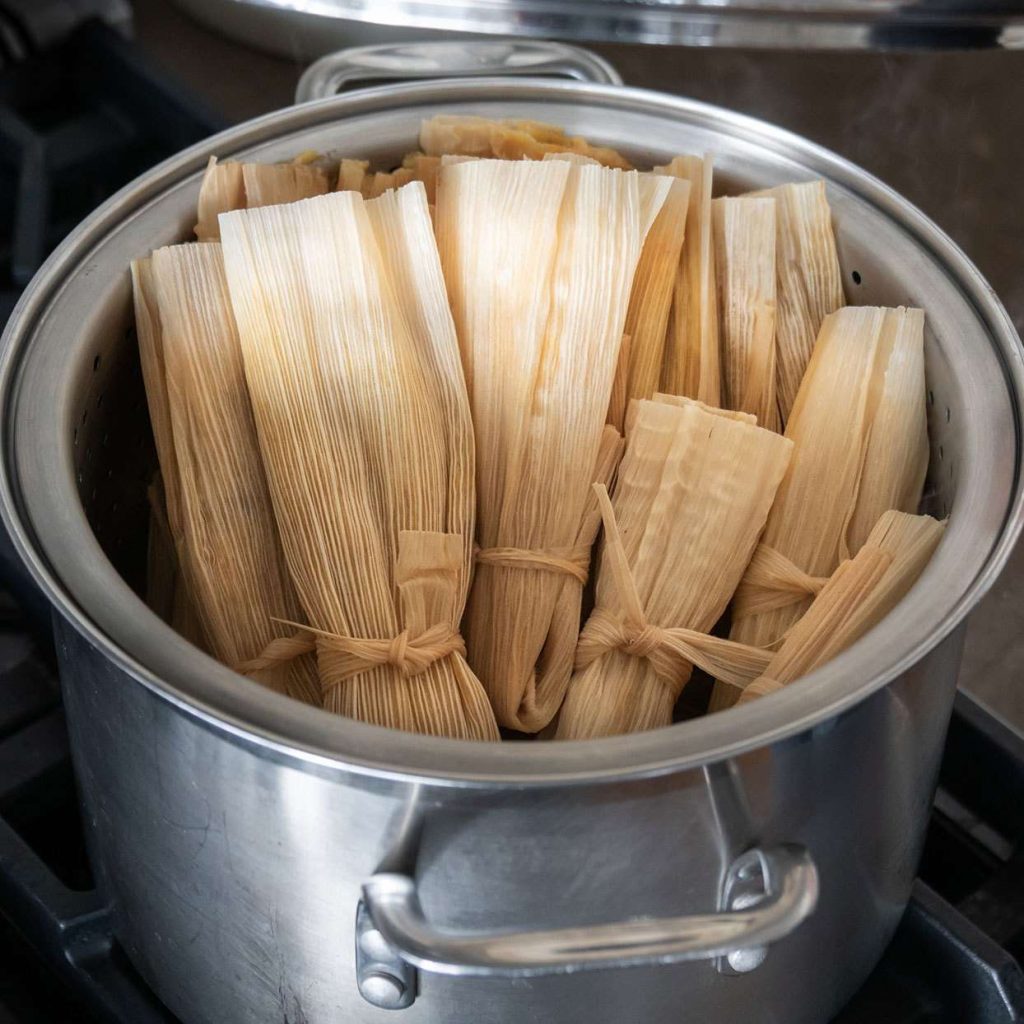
[59,611,962,1024]
[3,68,1021,1024]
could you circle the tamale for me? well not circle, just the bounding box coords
[608,177,691,430]
[336,158,369,193]
[607,333,632,430]
[194,157,328,241]
[220,184,498,739]
[737,511,945,704]
[241,161,328,208]
[847,308,929,553]
[712,196,779,431]
[401,152,441,203]
[656,155,720,406]
[148,242,320,705]
[749,181,844,425]
[556,398,792,739]
[420,114,632,169]
[714,305,927,709]
[436,157,669,731]
[195,157,245,242]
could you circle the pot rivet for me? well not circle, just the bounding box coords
[361,971,407,1009]
[359,927,392,962]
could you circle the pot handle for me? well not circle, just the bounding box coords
[295,40,622,104]
[357,843,817,1002]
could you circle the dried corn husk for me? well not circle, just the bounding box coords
[436,157,669,731]
[749,181,844,425]
[194,158,328,241]
[737,511,945,704]
[607,333,632,430]
[241,161,328,208]
[608,177,691,430]
[401,152,441,203]
[133,258,202,639]
[195,157,245,243]
[336,158,369,193]
[712,196,779,431]
[656,155,720,406]
[220,184,498,739]
[847,308,928,552]
[713,305,927,709]
[149,242,320,705]
[556,397,793,739]
[421,114,632,169]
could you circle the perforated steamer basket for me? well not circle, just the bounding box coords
[0,51,1022,1024]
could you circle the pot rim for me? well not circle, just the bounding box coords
[2,77,1022,788]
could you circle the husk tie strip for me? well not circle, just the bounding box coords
[574,485,772,698]
[238,622,466,692]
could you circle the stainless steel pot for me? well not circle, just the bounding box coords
[1,40,1021,1024]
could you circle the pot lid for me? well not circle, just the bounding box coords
[232,0,1024,49]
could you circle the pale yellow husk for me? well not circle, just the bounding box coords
[847,308,929,553]
[749,181,844,425]
[737,511,945,703]
[712,196,780,431]
[714,306,929,709]
[193,157,328,241]
[436,157,669,731]
[148,242,321,705]
[132,257,200,642]
[656,155,720,406]
[556,397,793,739]
[608,177,691,430]
[420,114,632,169]
[220,184,498,739]
[336,158,369,193]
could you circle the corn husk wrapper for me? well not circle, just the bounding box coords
[656,155,720,407]
[713,196,779,431]
[607,178,691,430]
[421,115,632,169]
[241,161,328,208]
[148,242,321,705]
[194,158,328,241]
[436,157,669,731]
[336,158,369,193]
[401,152,441,203]
[847,308,929,552]
[714,306,929,709]
[737,511,945,704]
[220,184,498,739]
[133,258,201,642]
[556,397,793,739]
[195,157,245,243]
[749,181,844,425]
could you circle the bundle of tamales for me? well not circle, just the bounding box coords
[436,156,670,731]
[133,112,941,742]
[219,184,498,739]
[711,304,928,709]
[131,244,319,703]
[557,397,793,739]
[737,511,944,704]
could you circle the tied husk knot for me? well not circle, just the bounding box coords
[574,485,773,700]
[239,621,467,690]
[475,545,591,586]
[731,543,830,621]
